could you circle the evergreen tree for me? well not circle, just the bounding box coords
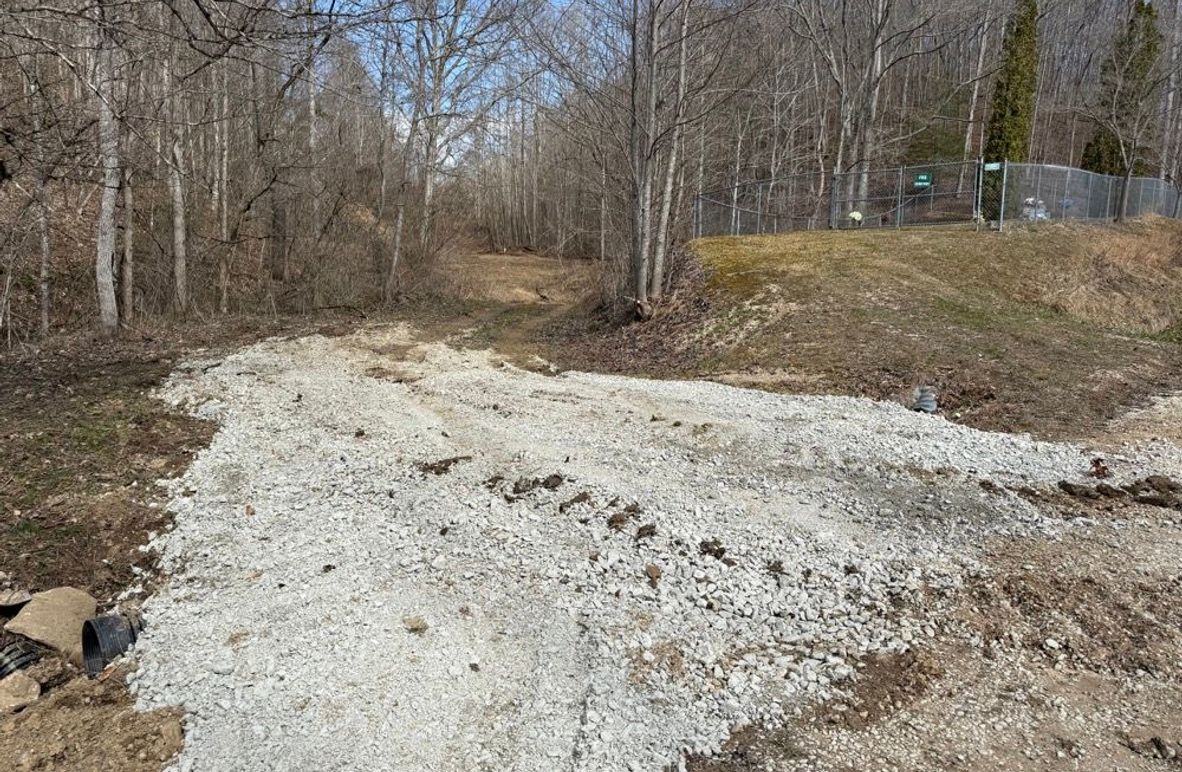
[1079,126,1125,176]
[983,0,1040,163]
[1081,0,1162,177]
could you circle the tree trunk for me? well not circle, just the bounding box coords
[599,157,607,262]
[164,56,188,312]
[1164,0,1182,179]
[649,0,691,300]
[307,17,320,242]
[1118,165,1134,222]
[28,74,51,336]
[219,61,230,314]
[375,26,391,222]
[37,174,51,336]
[627,0,643,310]
[385,101,421,302]
[419,121,438,256]
[95,18,120,336]
[632,0,659,311]
[170,140,188,312]
[855,0,888,207]
[959,14,991,194]
[121,169,134,324]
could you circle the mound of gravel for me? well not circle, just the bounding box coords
[130,326,1167,771]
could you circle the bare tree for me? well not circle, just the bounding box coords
[94,1,121,335]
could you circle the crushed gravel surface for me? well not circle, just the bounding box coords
[129,325,1182,771]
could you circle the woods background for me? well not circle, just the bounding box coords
[1,0,1180,340]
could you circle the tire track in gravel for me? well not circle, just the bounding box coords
[127,324,1182,772]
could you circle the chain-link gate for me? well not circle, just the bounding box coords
[694,160,1182,237]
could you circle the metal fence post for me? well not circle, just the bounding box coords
[998,160,1008,232]
[1085,174,1093,220]
[973,158,984,231]
[1061,170,1069,219]
[895,166,905,228]
[692,196,700,239]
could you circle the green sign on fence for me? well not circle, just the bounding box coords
[914,172,933,189]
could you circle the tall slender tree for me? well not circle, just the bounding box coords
[983,0,1040,162]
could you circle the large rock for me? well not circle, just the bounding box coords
[0,672,40,713]
[3,587,96,666]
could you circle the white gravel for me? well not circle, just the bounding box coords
[129,325,1176,771]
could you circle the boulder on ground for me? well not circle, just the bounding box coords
[0,671,40,713]
[3,587,97,666]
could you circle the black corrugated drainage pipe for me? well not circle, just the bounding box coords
[82,614,142,677]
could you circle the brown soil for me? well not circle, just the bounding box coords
[0,665,183,772]
[0,315,355,601]
[0,352,211,601]
[416,455,473,475]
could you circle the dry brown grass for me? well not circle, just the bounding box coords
[428,250,597,304]
[699,218,1182,335]
[547,220,1182,439]
[1031,218,1182,333]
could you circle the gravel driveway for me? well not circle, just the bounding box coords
[129,325,1182,771]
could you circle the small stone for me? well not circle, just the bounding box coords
[1044,638,1060,650]
[0,672,40,713]
[210,649,235,675]
[403,616,429,635]
[0,589,33,608]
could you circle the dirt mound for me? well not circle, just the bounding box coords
[0,668,183,772]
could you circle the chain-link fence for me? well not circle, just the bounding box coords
[829,161,985,229]
[693,172,830,237]
[693,160,1182,237]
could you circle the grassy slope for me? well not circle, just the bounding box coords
[554,219,1182,439]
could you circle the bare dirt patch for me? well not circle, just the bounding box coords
[0,352,212,601]
[0,666,183,772]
